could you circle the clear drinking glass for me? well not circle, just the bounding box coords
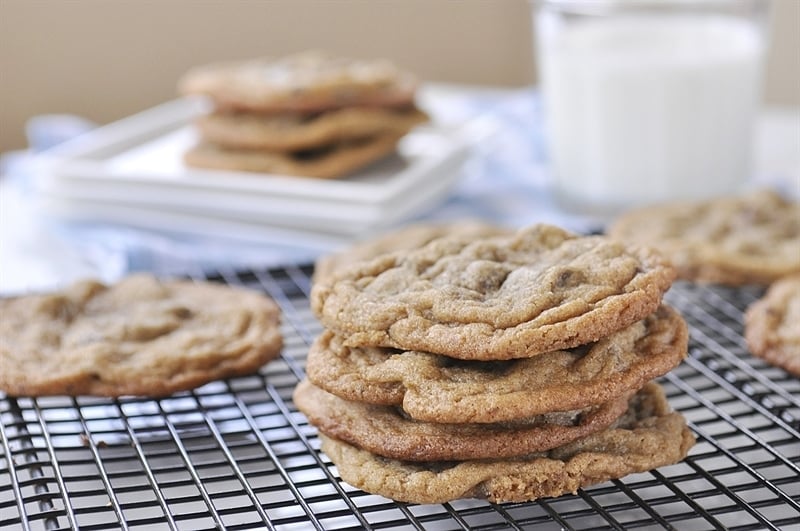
[534,0,771,217]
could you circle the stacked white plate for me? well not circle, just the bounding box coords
[32,96,487,250]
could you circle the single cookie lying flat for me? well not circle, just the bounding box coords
[0,274,283,397]
[311,224,676,360]
[745,274,800,376]
[313,220,513,285]
[184,133,402,178]
[319,382,695,504]
[306,305,687,422]
[179,50,419,113]
[196,106,428,151]
[294,379,630,461]
[608,190,800,285]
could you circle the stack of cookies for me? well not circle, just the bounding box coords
[178,50,429,179]
[296,224,695,504]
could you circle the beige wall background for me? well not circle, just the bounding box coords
[1,0,797,153]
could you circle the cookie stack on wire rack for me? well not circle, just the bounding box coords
[295,223,696,505]
[178,50,429,179]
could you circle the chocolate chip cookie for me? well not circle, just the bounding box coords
[311,224,676,360]
[608,190,800,285]
[184,133,403,179]
[313,220,513,285]
[179,50,419,114]
[0,274,283,397]
[294,378,631,461]
[319,382,695,504]
[306,305,688,422]
[745,274,800,375]
[195,106,428,151]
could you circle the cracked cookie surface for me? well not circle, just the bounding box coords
[311,224,676,360]
[320,382,695,504]
[0,274,283,397]
[314,220,513,285]
[306,305,687,422]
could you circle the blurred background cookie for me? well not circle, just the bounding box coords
[179,50,429,178]
[183,133,404,179]
[608,190,800,286]
[194,106,429,151]
[178,50,420,113]
[745,274,800,376]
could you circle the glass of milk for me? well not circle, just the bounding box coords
[534,0,771,217]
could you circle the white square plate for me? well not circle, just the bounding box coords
[33,97,491,238]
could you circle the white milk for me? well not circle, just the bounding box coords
[537,14,765,213]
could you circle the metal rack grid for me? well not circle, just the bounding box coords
[1,263,798,530]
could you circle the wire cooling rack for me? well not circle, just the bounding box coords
[1,263,798,530]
